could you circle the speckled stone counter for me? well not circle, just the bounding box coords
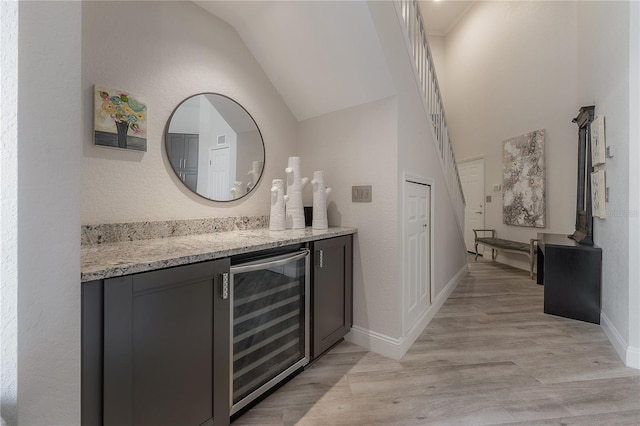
[81,226,356,282]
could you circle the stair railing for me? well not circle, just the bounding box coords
[395,0,466,231]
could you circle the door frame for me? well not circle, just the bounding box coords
[401,172,435,336]
[458,155,486,254]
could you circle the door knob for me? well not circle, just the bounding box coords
[475,211,483,214]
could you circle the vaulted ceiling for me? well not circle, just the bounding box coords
[194,1,473,121]
[195,1,396,122]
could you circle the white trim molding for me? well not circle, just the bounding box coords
[601,311,640,370]
[345,263,468,360]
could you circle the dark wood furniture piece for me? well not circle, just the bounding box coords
[311,235,353,358]
[537,233,602,324]
[473,229,537,279]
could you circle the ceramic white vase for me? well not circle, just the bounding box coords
[311,171,331,229]
[285,156,309,229]
[246,160,263,192]
[269,179,287,231]
[230,181,245,198]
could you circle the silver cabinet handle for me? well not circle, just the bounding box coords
[221,272,229,300]
[317,249,324,268]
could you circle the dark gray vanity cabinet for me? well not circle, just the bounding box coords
[311,235,353,358]
[82,259,230,426]
[167,133,199,192]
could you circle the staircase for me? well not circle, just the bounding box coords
[396,0,466,230]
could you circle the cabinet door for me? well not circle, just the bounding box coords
[167,133,185,170]
[312,235,353,358]
[103,259,230,426]
[184,134,199,171]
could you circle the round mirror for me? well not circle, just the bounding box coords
[166,93,265,201]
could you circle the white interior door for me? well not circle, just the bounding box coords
[209,147,231,201]
[403,178,431,335]
[459,158,485,253]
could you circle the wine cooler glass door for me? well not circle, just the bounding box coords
[230,248,310,415]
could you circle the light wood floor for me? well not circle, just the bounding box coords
[233,258,640,425]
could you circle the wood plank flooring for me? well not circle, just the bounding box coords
[232,257,640,425]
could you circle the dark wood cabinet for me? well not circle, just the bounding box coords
[537,233,602,324]
[82,234,354,425]
[167,133,199,192]
[82,259,230,426]
[311,235,353,358]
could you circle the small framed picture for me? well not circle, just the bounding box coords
[591,115,605,166]
[591,170,606,218]
[94,85,147,152]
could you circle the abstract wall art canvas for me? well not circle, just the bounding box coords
[94,86,147,152]
[591,115,606,166]
[591,170,606,218]
[502,129,546,227]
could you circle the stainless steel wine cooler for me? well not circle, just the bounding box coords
[229,247,310,415]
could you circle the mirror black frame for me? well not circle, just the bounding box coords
[164,93,265,202]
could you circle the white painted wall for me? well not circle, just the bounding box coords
[298,97,400,340]
[297,2,469,359]
[629,1,640,368]
[368,1,467,304]
[576,0,633,365]
[3,2,82,425]
[1,2,19,423]
[444,1,579,271]
[81,1,298,223]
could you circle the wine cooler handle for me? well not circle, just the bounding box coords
[317,250,324,268]
[230,249,310,274]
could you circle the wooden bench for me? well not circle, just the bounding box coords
[473,229,537,279]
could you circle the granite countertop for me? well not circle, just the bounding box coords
[81,226,356,282]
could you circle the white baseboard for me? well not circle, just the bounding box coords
[628,346,640,370]
[601,311,640,370]
[345,326,402,360]
[345,263,468,360]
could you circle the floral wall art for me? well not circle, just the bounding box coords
[502,129,546,228]
[94,86,147,151]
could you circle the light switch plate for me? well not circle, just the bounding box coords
[492,184,502,192]
[352,185,372,202]
[486,195,492,203]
